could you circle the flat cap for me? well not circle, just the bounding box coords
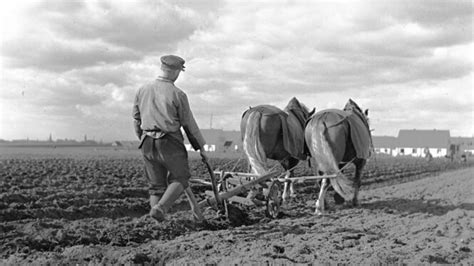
[161,55,185,71]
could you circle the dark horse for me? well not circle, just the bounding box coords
[240,97,315,201]
[305,99,372,215]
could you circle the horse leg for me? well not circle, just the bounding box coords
[246,160,268,206]
[331,163,347,205]
[282,170,291,202]
[280,158,290,202]
[315,178,329,215]
[281,157,297,202]
[288,158,299,198]
[352,159,366,207]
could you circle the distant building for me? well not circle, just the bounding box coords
[184,129,242,152]
[450,137,474,157]
[111,140,140,149]
[112,141,123,147]
[183,128,473,157]
[395,129,450,157]
[372,136,397,156]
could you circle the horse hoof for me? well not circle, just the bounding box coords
[314,209,324,216]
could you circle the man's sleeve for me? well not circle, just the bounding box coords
[178,93,206,150]
[132,89,143,140]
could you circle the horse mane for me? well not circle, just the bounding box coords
[344,98,371,136]
[285,97,309,113]
[343,98,363,114]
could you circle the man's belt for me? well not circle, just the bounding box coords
[138,129,164,149]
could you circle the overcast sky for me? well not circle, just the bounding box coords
[0,0,472,141]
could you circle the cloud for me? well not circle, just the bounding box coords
[172,0,472,136]
[40,1,197,52]
[1,69,105,114]
[1,0,220,72]
[67,60,156,87]
[383,0,472,27]
[0,0,472,140]
[183,0,471,86]
[2,38,141,72]
[353,73,473,137]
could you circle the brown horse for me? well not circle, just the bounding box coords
[240,97,315,201]
[305,99,372,215]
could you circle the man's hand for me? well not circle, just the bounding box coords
[133,120,143,140]
[199,149,209,163]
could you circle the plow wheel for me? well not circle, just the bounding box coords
[265,180,282,219]
[217,173,234,192]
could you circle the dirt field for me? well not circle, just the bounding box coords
[167,167,473,265]
[1,147,473,264]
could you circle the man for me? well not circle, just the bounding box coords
[132,54,208,222]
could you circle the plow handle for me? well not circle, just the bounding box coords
[202,159,224,211]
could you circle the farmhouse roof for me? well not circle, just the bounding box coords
[397,129,450,148]
[372,136,397,148]
[450,137,474,151]
[450,137,474,146]
[201,129,225,144]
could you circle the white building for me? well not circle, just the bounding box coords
[394,129,450,158]
[184,129,242,152]
[372,136,397,156]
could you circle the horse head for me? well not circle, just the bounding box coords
[285,97,315,126]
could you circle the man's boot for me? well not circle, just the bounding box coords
[150,182,184,222]
[149,195,160,209]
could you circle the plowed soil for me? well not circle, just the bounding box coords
[1,147,473,264]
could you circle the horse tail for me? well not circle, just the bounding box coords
[313,119,354,201]
[243,111,268,175]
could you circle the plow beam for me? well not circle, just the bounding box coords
[198,170,279,209]
[276,174,338,183]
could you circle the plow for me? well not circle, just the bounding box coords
[190,159,343,221]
